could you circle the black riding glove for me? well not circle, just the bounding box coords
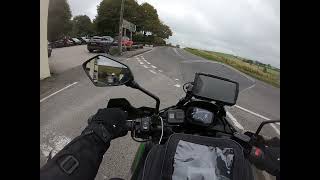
[40,108,128,180]
[83,108,128,144]
[246,134,280,178]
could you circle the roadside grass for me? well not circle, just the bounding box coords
[184,48,280,88]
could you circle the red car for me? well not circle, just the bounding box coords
[113,36,133,50]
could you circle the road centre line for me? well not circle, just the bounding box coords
[144,60,151,64]
[234,105,280,135]
[173,48,186,59]
[149,70,157,74]
[40,82,78,103]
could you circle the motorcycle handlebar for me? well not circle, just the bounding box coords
[125,120,134,131]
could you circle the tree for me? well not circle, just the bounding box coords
[153,36,166,46]
[48,0,73,41]
[154,22,172,39]
[72,15,94,36]
[94,0,140,36]
[139,3,159,34]
[94,0,120,36]
[94,0,172,44]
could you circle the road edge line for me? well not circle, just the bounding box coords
[226,111,244,130]
[234,105,280,135]
[40,82,78,103]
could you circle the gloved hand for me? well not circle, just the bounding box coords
[248,136,280,177]
[83,108,128,143]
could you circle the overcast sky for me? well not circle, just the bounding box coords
[68,0,280,68]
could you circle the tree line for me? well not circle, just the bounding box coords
[48,0,172,45]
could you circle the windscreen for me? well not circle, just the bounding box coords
[172,140,234,180]
[192,74,238,105]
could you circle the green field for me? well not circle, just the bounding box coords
[184,48,280,88]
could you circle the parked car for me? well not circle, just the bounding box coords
[113,36,134,50]
[81,37,90,43]
[77,37,88,44]
[87,36,114,53]
[51,39,73,48]
[50,39,64,48]
[48,42,52,57]
[70,38,82,45]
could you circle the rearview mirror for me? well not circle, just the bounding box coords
[82,55,133,87]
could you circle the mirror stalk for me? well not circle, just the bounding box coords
[126,80,160,114]
[255,120,280,136]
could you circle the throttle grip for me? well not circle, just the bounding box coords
[125,120,133,131]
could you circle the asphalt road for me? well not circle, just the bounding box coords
[142,47,280,136]
[40,46,279,180]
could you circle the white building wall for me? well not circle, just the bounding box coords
[40,0,50,79]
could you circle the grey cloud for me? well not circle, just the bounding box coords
[68,0,280,67]
[68,0,100,20]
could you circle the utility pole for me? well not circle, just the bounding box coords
[118,0,125,55]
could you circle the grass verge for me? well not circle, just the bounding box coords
[184,48,280,88]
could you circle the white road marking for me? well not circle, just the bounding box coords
[174,84,181,88]
[240,83,256,93]
[40,143,53,157]
[40,82,78,103]
[149,70,157,74]
[41,135,71,158]
[226,111,245,130]
[234,105,280,135]
[151,65,157,68]
[158,70,163,72]
[143,59,151,64]
[143,65,149,68]
[139,62,144,65]
[175,79,179,81]
[173,48,186,59]
[262,171,273,180]
[270,124,280,135]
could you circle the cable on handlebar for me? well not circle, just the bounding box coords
[130,119,151,143]
[131,130,151,143]
[183,82,192,93]
[158,116,164,144]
